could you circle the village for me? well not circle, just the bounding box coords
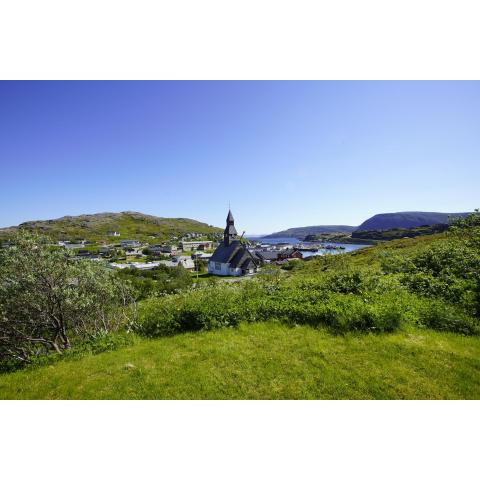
[42,210,344,277]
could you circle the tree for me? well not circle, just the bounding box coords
[0,232,134,364]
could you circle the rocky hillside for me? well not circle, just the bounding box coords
[0,211,222,243]
[355,211,470,232]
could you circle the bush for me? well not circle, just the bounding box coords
[0,232,134,365]
[416,300,479,335]
[379,231,480,319]
[117,263,193,300]
[136,281,407,337]
[253,291,404,333]
[137,285,248,337]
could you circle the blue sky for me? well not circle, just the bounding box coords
[0,81,479,234]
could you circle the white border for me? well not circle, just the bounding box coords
[1,0,480,80]
[1,400,478,479]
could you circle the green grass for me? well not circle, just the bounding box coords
[1,322,478,399]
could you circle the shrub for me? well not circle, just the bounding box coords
[0,231,134,365]
[136,283,407,337]
[416,300,479,335]
[136,284,249,337]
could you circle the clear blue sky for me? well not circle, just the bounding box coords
[1,81,479,233]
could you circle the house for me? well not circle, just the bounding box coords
[253,248,303,263]
[160,256,195,270]
[208,210,257,276]
[191,252,212,260]
[64,243,86,250]
[120,240,141,248]
[277,248,303,260]
[161,244,178,254]
[254,250,280,263]
[148,244,178,255]
[107,231,121,237]
[181,240,213,251]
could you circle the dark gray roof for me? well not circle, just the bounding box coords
[279,248,301,256]
[256,251,279,261]
[210,240,257,269]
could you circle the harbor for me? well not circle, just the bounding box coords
[246,236,370,262]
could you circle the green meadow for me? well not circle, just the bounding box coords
[1,323,479,400]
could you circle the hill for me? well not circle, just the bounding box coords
[265,225,356,238]
[0,211,222,243]
[355,211,470,232]
[352,223,449,241]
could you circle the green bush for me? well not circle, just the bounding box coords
[253,292,404,333]
[137,285,248,337]
[136,281,408,337]
[416,300,479,335]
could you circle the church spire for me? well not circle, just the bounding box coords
[224,209,237,246]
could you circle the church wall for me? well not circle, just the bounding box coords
[208,261,243,276]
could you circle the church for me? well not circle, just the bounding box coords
[208,210,258,276]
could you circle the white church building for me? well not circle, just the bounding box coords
[208,210,257,276]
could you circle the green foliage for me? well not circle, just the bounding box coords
[416,300,479,335]
[137,280,408,337]
[449,209,480,229]
[378,227,480,319]
[352,224,448,241]
[117,263,193,300]
[0,231,134,366]
[137,285,245,336]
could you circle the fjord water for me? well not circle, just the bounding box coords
[246,236,370,257]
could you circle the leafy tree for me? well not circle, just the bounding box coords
[0,232,134,364]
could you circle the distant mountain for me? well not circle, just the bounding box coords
[355,211,470,232]
[0,211,222,243]
[265,225,357,239]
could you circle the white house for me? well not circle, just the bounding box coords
[208,210,257,276]
[160,256,195,270]
[181,240,213,251]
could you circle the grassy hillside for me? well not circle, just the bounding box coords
[0,211,222,243]
[352,224,448,241]
[1,322,478,399]
[1,215,478,399]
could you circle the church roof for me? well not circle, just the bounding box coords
[209,240,257,269]
[226,210,234,223]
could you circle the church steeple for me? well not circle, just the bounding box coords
[224,209,237,246]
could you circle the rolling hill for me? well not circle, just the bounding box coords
[0,211,222,243]
[355,211,470,232]
[264,211,472,240]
